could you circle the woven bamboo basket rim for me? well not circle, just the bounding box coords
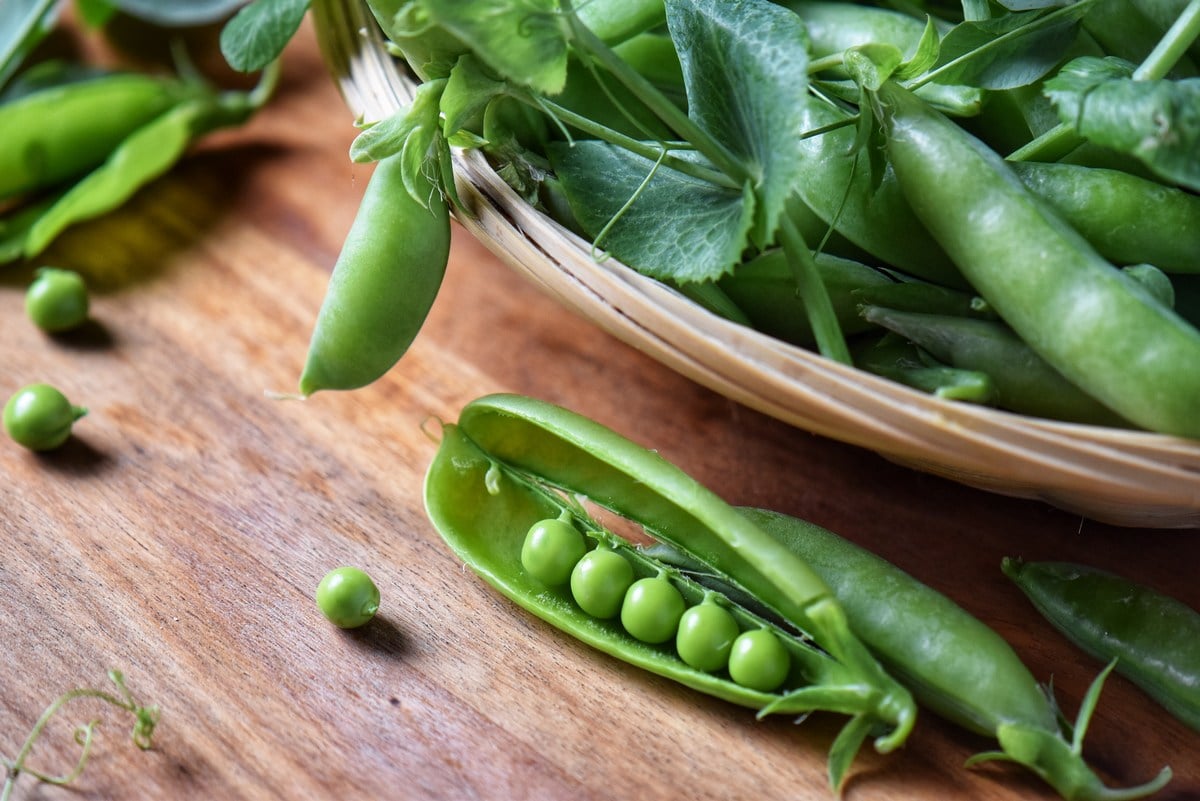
[310,0,1200,528]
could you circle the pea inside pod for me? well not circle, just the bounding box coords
[423,393,917,791]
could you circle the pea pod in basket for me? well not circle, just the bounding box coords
[423,393,916,792]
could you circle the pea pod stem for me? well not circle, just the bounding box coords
[0,670,157,801]
[1134,0,1200,79]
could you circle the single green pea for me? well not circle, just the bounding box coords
[570,547,634,618]
[675,598,740,673]
[521,517,586,586]
[728,628,790,692]
[315,566,380,629]
[25,268,89,332]
[3,383,87,451]
[620,574,685,644]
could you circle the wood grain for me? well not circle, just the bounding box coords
[1,18,1197,801]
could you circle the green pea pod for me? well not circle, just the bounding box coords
[298,153,450,395]
[0,71,198,201]
[735,507,1173,801]
[21,91,257,258]
[1003,558,1200,733]
[423,394,917,790]
[851,332,996,403]
[859,305,1131,426]
[1010,162,1200,274]
[852,280,996,319]
[872,81,1200,438]
[792,99,965,288]
[717,249,893,346]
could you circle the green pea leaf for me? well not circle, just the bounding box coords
[349,78,445,162]
[1046,57,1200,190]
[441,54,506,137]
[548,140,754,284]
[0,0,60,89]
[927,1,1094,89]
[895,16,941,80]
[414,0,568,95]
[664,0,810,249]
[350,79,450,207]
[844,43,904,91]
[377,2,469,81]
[111,0,247,26]
[219,0,310,73]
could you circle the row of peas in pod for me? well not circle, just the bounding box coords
[520,512,791,693]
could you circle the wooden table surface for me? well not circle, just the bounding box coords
[2,16,1197,801]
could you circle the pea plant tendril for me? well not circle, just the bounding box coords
[1,670,159,801]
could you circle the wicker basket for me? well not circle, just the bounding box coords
[311,0,1200,528]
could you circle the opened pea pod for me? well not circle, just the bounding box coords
[423,393,916,792]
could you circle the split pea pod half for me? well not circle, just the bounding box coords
[423,393,916,792]
[872,81,1200,438]
[298,153,450,395]
[1004,558,1200,733]
[722,508,1172,801]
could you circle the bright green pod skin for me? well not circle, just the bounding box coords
[423,394,917,791]
[0,72,196,201]
[425,422,837,701]
[790,98,965,288]
[873,81,1200,438]
[1010,162,1200,274]
[741,506,1172,801]
[299,153,451,395]
[22,90,259,259]
[3,383,87,451]
[1003,559,1200,733]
